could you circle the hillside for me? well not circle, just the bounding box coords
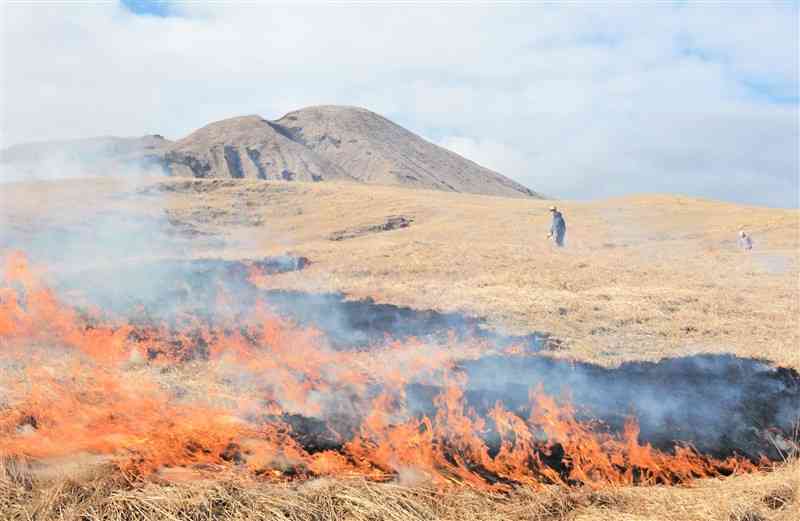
[163,115,354,183]
[274,105,541,197]
[0,106,542,198]
[1,177,798,521]
[2,177,796,369]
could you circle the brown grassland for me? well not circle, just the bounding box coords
[0,177,798,520]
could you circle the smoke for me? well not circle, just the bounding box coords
[752,253,795,275]
[0,139,178,306]
[0,156,165,184]
[0,208,198,315]
[1,243,797,487]
[450,354,799,461]
[0,173,797,487]
[0,138,168,184]
[10,250,794,463]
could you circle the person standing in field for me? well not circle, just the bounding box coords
[548,206,566,247]
[738,230,753,251]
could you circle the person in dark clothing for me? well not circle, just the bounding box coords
[548,206,566,247]
[738,230,753,251]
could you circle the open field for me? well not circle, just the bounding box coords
[4,177,796,368]
[1,177,798,520]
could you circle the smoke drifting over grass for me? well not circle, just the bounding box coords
[0,176,797,496]
[2,247,795,489]
[0,136,169,184]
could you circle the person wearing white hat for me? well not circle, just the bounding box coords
[548,206,566,247]
[738,230,753,251]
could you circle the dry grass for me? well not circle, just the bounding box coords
[7,177,790,368]
[148,179,799,369]
[1,177,798,520]
[6,177,796,369]
[1,457,798,521]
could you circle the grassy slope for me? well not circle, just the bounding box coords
[147,178,799,369]
[1,177,798,520]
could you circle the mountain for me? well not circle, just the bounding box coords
[1,106,542,198]
[0,135,170,180]
[274,106,540,197]
[163,115,353,183]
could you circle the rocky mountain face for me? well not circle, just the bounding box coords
[1,106,541,198]
[275,106,540,198]
[163,115,352,183]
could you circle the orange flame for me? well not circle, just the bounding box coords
[0,251,762,490]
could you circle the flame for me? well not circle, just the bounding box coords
[0,251,763,490]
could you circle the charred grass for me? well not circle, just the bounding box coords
[148,180,799,371]
[3,178,797,372]
[1,179,799,520]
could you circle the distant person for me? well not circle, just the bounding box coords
[738,230,753,251]
[548,206,566,247]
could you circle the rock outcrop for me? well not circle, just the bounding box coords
[1,106,542,198]
[163,115,352,183]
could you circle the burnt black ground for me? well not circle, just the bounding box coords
[51,257,547,351]
[416,354,800,462]
[38,257,800,464]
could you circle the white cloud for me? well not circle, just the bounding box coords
[1,2,797,206]
[439,135,535,185]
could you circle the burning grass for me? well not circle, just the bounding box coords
[1,459,798,521]
[1,178,798,520]
[1,250,796,504]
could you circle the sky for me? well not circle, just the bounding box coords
[1,1,798,207]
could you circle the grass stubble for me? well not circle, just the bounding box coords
[1,178,798,520]
[0,455,797,521]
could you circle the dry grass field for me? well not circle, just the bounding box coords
[1,177,798,520]
[6,176,792,368]
[1,459,798,521]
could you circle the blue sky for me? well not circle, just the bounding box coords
[2,2,797,207]
[740,78,799,105]
[120,0,172,18]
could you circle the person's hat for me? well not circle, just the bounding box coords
[549,205,557,212]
